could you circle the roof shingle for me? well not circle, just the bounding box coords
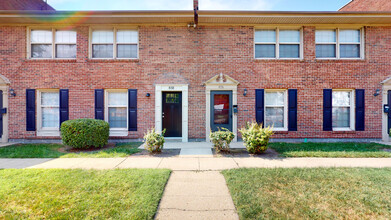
[0,0,54,10]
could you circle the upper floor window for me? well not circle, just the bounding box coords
[91,28,138,59]
[30,29,76,59]
[255,29,302,59]
[316,29,363,59]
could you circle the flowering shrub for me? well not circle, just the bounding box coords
[144,128,166,153]
[209,128,235,152]
[240,122,274,154]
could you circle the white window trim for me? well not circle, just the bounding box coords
[264,89,288,131]
[332,89,355,131]
[27,28,77,60]
[104,89,128,137]
[37,89,60,137]
[89,27,139,60]
[315,28,364,60]
[254,28,303,60]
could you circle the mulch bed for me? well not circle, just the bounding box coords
[131,149,181,157]
[212,148,281,158]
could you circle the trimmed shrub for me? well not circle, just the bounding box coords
[61,119,109,149]
[240,122,274,154]
[144,128,165,153]
[210,128,235,152]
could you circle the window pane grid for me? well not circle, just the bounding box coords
[40,91,59,129]
[316,29,362,59]
[92,28,138,59]
[30,29,76,59]
[255,29,301,59]
[332,91,352,129]
[107,91,127,129]
[264,91,286,129]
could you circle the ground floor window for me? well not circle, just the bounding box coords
[37,90,60,136]
[332,90,355,130]
[105,90,128,136]
[264,90,287,130]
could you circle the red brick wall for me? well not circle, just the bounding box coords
[0,25,390,140]
[339,0,391,11]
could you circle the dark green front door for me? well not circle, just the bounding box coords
[211,91,232,132]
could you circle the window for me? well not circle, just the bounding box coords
[316,29,363,59]
[255,29,301,59]
[332,90,354,130]
[264,90,288,130]
[37,90,60,136]
[30,29,76,59]
[105,90,128,136]
[91,28,138,59]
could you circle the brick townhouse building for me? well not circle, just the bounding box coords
[0,0,391,143]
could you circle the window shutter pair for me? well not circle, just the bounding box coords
[323,89,365,131]
[255,89,297,131]
[26,89,69,131]
[94,89,137,131]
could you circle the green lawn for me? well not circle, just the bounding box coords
[0,142,142,158]
[0,169,170,219]
[222,168,391,219]
[269,142,391,157]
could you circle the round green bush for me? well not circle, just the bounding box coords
[61,119,109,149]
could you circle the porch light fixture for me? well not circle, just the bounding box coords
[146,93,151,97]
[374,89,380,97]
[9,89,16,97]
[243,88,247,96]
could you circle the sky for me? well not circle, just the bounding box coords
[47,0,352,11]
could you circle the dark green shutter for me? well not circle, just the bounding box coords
[128,89,137,131]
[26,89,36,131]
[323,89,332,131]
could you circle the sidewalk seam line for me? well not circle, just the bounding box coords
[114,157,128,169]
[156,158,163,169]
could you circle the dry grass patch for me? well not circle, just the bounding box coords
[222,168,391,219]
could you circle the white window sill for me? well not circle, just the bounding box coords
[37,130,60,137]
[332,128,355,132]
[28,58,76,60]
[315,58,363,61]
[270,128,288,132]
[254,58,302,60]
[109,129,128,137]
[89,58,139,60]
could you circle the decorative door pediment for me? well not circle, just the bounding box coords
[204,73,239,86]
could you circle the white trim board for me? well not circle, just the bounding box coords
[155,84,188,142]
[205,73,239,142]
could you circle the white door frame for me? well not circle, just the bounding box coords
[155,84,188,142]
[205,74,239,142]
[0,74,10,143]
[381,78,391,142]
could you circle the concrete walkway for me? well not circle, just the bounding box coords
[155,171,238,220]
[0,157,389,170]
[0,158,52,169]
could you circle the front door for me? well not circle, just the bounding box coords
[211,91,232,132]
[162,92,182,137]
